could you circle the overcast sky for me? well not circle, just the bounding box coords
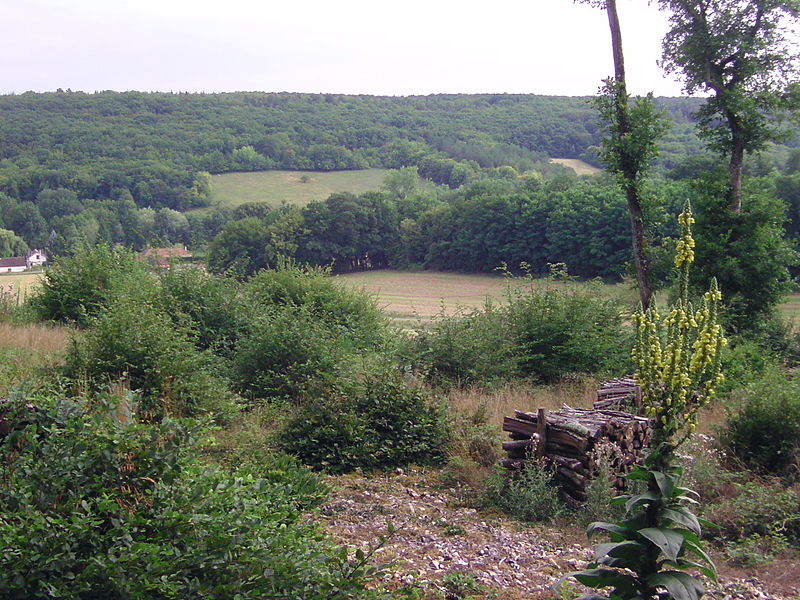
[2,0,687,97]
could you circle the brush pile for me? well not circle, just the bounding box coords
[501,405,653,507]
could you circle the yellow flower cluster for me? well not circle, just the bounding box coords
[632,206,726,452]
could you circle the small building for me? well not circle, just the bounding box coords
[0,249,48,273]
[138,247,193,269]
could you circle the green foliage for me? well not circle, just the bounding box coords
[244,263,390,351]
[157,266,247,358]
[482,461,565,523]
[28,243,148,327]
[704,478,800,548]
[409,305,516,385]
[721,367,800,477]
[0,397,380,599]
[567,467,715,600]
[441,572,488,598]
[232,304,347,402]
[410,284,630,385]
[0,227,28,257]
[65,292,238,421]
[594,80,668,191]
[506,285,630,382]
[689,174,796,332]
[281,366,450,473]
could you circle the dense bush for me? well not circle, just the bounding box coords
[505,285,630,381]
[0,397,377,599]
[281,366,450,473]
[65,292,238,421]
[232,305,347,402]
[158,267,247,358]
[721,368,800,478]
[244,263,391,351]
[408,304,515,385]
[704,479,800,548]
[28,244,149,327]
[409,285,630,384]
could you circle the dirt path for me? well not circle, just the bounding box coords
[313,471,799,599]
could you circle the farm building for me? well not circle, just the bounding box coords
[0,249,48,273]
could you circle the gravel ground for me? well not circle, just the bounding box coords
[312,470,799,600]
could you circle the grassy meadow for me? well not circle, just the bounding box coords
[207,169,389,209]
[336,270,640,327]
[549,158,602,176]
[0,271,43,303]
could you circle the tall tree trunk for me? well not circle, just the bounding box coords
[728,133,745,213]
[605,0,654,310]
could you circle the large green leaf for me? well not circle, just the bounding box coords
[570,568,639,595]
[595,541,645,569]
[652,470,675,498]
[639,527,685,563]
[662,558,717,581]
[647,571,705,600]
[662,507,701,535]
[626,491,659,513]
[587,521,631,541]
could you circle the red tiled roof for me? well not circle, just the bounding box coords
[0,257,26,268]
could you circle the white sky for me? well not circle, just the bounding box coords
[1,0,687,97]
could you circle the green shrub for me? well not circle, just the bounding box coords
[717,338,780,396]
[703,479,800,547]
[506,286,630,382]
[281,366,450,473]
[409,285,629,385]
[721,368,800,477]
[28,244,149,327]
[158,267,247,359]
[244,263,391,351]
[483,461,565,523]
[0,397,380,599]
[232,305,347,402]
[65,293,238,420]
[409,304,515,385]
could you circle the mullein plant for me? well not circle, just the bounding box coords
[566,205,726,600]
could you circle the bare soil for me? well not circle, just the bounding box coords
[314,470,800,599]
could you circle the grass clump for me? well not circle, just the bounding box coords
[483,460,565,523]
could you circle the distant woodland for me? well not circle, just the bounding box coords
[0,91,798,286]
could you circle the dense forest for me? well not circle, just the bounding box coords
[1,90,798,271]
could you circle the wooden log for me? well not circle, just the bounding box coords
[503,416,537,437]
[555,466,588,489]
[536,408,546,458]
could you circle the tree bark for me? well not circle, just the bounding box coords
[728,119,745,213]
[605,0,654,310]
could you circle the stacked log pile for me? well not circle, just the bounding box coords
[501,406,652,507]
[593,377,641,411]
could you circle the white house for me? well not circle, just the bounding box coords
[0,249,48,273]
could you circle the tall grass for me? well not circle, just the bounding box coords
[445,377,600,431]
[0,323,70,355]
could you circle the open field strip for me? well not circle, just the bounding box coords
[336,270,639,326]
[0,271,43,302]
[779,292,800,323]
[549,158,602,175]
[207,169,389,209]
